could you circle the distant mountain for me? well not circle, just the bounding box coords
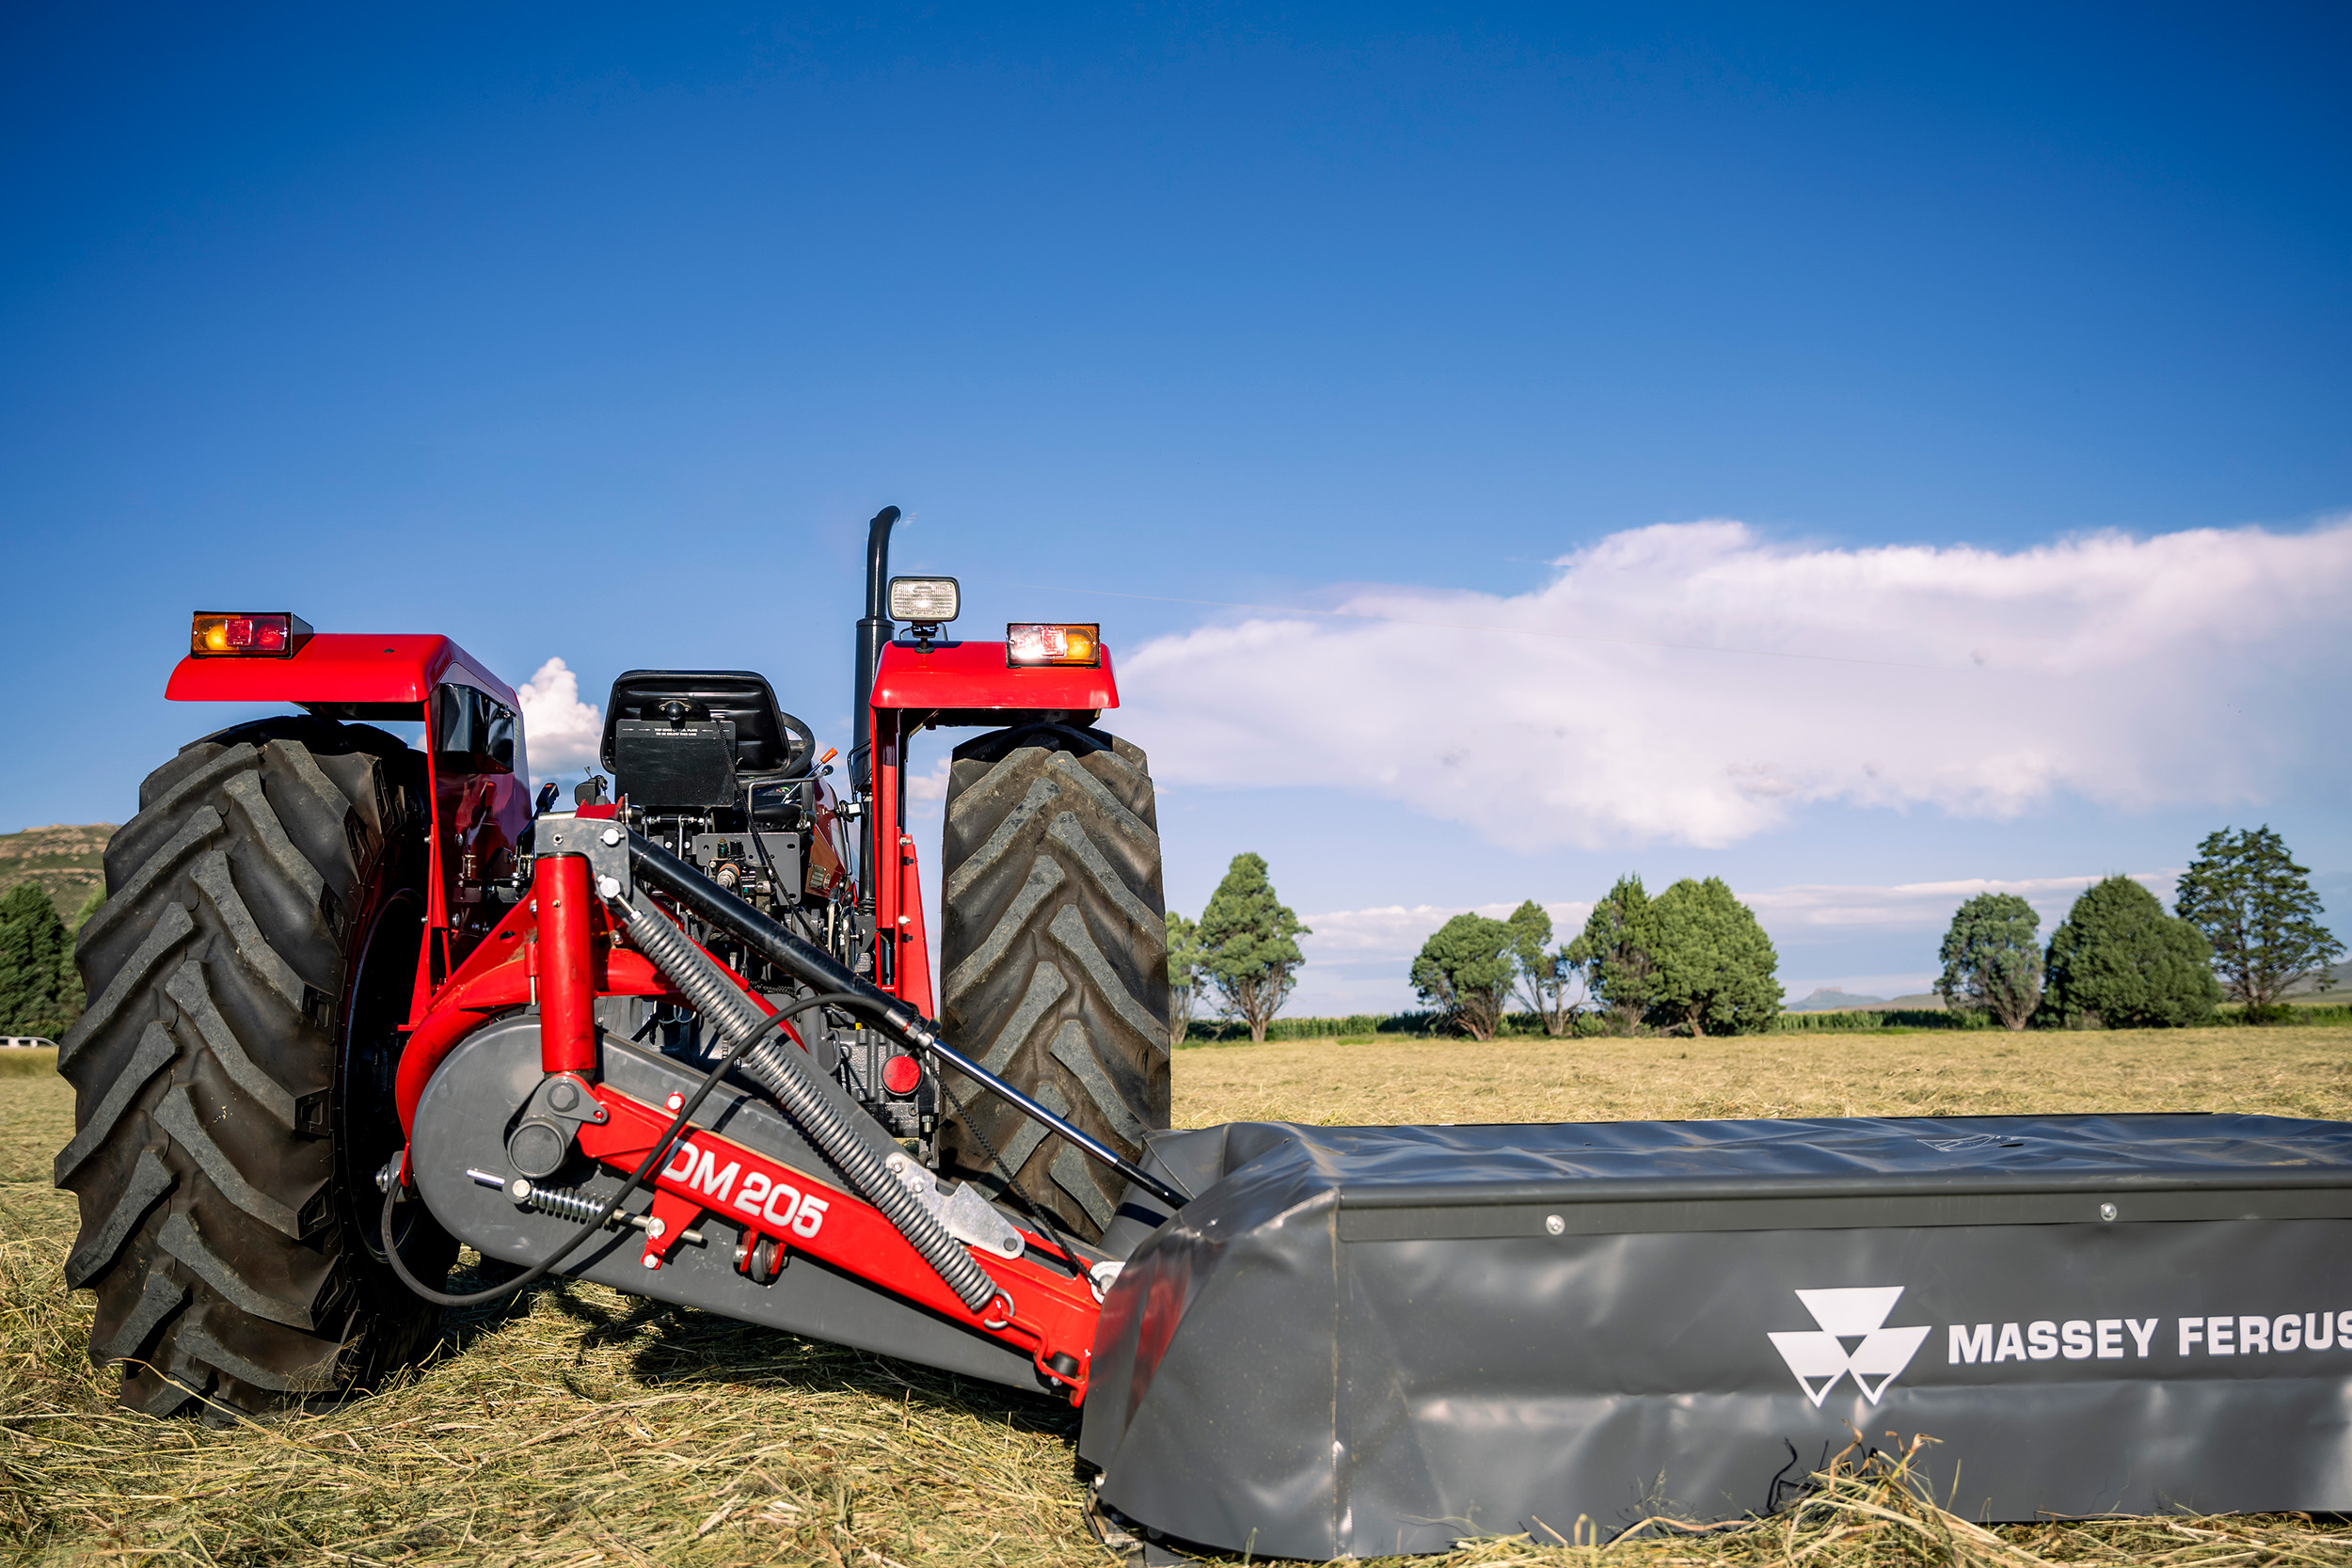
[2283,962,2351,998]
[0,824,114,925]
[1786,988,1889,1013]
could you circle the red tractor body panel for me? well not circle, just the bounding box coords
[166,629,532,1019]
[167,632,520,709]
[869,639,1120,711]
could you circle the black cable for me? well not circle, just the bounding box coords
[930,1065,1086,1279]
[381,990,859,1308]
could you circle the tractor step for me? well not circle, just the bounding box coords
[1081,1113,2352,1559]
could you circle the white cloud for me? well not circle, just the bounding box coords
[517,657,604,778]
[1118,518,2352,849]
[1301,900,1587,957]
[905,756,953,801]
[1741,871,2179,932]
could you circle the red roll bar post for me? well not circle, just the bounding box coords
[535,853,598,1076]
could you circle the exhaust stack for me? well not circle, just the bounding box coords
[850,504,901,790]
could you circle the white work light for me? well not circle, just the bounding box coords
[888,577,961,625]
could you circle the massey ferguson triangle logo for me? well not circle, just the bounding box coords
[1769,1288,1931,1406]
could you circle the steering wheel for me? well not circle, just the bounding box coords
[774,711,818,780]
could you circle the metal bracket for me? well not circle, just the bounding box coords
[885,1151,1025,1259]
[532,814,633,901]
[526,1071,609,1126]
[506,1071,611,1180]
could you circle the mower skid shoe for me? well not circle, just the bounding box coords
[1084,1485,1209,1567]
[1079,1115,2352,1560]
[408,1014,1047,1390]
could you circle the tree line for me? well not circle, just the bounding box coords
[1407,876,1783,1039]
[1162,824,2340,1048]
[0,883,102,1037]
[1163,854,1788,1043]
[1937,826,2342,1030]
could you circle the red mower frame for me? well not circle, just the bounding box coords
[391,846,1107,1399]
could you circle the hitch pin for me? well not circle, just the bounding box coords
[466,1168,706,1245]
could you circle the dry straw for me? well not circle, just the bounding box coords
[9,1030,2352,1565]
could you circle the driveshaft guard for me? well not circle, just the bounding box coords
[1080,1115,2352,1560]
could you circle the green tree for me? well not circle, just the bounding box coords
[2173,826,2344,1013]
[1505,900,1584,1037]
[1164,911,1211,1047]
[1648,877,1783,1037]
[70,884,106,930]
[1198,853,1311,1043]
[0,881,79,1038]
[1410,912,1518,1040]
[2041,876,2221,1029]
[1936,893,2043,1030]
[1578,876,1661,1033]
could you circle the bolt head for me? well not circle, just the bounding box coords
[600,826,623,847]
[1544,1213,1566,1236]
[664,1092,685,1112]
[548,1081,579,1111]
[596,875,621,899]
[641,1253,660,1269]
[647,1217,666,1238]
[2099,1202,2119,1222]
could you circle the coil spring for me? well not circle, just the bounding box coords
[505,1177,704,1244]
[605,892,999,1313]
[515,1180,613,1225]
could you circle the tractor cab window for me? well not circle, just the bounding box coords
[432,686,516,776]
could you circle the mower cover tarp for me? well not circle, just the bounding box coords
[1080,1114,2352,1560]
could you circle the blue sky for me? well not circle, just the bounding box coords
[4,4,2346,1012]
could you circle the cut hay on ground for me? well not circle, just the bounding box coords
[7,1028,2352,1565]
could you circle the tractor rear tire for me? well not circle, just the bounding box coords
[936,723,1170,1242]
[56,716,453,1419]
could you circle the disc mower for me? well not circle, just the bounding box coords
[56,508,2352,1558]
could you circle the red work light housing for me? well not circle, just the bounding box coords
[190,611,313,657]
[1006,623,1101,668]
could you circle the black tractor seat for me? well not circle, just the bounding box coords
[600,671,817,802]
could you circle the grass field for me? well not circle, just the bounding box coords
[8,1029,2352,1565]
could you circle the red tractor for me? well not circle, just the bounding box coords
[59,504,1169,1419]
[55,507,2352,1558]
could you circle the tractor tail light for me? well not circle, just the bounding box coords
[1006,623,1101,668]
[191,611,313,657]
[882,1053,923,1097]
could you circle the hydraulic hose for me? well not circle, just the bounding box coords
[605,888,1002,1314]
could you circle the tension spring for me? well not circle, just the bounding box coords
[467,1168,706,1246]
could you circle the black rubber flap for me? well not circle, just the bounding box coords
[1081,1114,2352,1559]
